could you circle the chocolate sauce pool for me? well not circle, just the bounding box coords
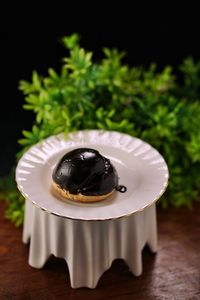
[52,148,126,196]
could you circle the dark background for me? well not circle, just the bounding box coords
[0,6,200,176]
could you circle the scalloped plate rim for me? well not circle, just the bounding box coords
[15,130,169,221]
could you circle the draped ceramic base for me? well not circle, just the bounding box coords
[23,200,157,288]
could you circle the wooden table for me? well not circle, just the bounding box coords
[0,201,200,299]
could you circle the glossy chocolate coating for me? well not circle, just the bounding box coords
[52,148,119,196]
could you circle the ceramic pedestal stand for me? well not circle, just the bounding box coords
[23,199,157,288]
[16,130,169,289]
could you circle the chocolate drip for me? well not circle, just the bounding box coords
[52,148,120,196]
[116,185,127,193]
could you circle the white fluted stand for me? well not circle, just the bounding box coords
[16,130,169,289]
[23,199,157,288]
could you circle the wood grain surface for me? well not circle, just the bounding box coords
[0,201,200,300]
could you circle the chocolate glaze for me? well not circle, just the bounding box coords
[52,148,123,196]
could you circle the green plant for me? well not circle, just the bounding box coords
[1,34,200,226]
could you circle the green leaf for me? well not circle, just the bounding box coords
[62,33,80,49]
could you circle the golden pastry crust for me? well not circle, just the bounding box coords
[51,181,115,203]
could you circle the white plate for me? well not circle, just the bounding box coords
[16,130,169,220]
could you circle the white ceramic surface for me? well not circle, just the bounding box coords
[23,199,157,288]
[16,130,169,221]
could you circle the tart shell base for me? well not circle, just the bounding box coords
[51,181,115,203]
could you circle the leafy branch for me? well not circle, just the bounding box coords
[1,33,200,226]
